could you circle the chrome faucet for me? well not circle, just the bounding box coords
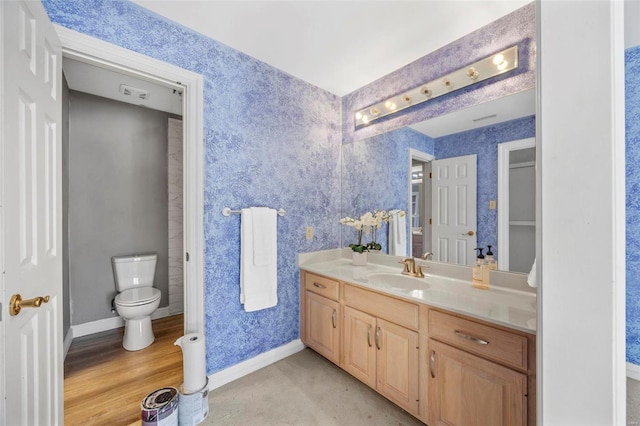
[399,257,425,278]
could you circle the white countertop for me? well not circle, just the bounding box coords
[299,250,537,334]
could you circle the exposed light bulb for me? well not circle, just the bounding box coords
[492,54,504,65]
[497,60,508,71]
[384,101,397,111]
[355,112,362,120]
[362,115,369,124]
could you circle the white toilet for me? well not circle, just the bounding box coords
[112,253,162,351]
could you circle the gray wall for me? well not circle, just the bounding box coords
[68,91,171,325]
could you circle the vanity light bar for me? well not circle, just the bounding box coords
[354,45,519,128]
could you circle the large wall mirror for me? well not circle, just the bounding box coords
[341,89,535,274]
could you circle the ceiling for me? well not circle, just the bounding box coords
[64,1,536,135]
[129,1,529,96]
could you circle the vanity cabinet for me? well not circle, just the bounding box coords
[299,267,536,425]
[342,285,420,416]
[301,273,340,365]
[428,309,532,426]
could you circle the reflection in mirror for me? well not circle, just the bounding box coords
[341,90,535,273]
[497,139,536,272]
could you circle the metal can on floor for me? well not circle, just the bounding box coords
[178,378,209,426]
[141,387,179,426]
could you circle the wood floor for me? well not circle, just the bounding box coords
[64,314,184,425]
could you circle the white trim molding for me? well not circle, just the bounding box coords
[408,149,435,258]
[208,340,305,390]
[54,25,205,336]
[497,137,536,271]
[628,363,640,381]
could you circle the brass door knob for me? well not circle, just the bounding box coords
[462,231,475,236]
[9,294,50,316]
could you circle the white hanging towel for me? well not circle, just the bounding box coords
[240,207,278,312]
[388,210,407,256]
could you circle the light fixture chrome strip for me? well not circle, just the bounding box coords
[354,45,519,128]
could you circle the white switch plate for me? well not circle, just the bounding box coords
[489,200,497,210]
[306,226,313,240]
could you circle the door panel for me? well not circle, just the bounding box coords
[429,339,526,426]
[2,0,63,424]
[431,155,477,266]
[376,319,419,415]
[343,306,376,387]
[305,291,340,364]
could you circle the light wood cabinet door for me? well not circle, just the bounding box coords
[343,306,377,388]
[429,339,527,426]
[376,318,420,415]
[305,291,340,364]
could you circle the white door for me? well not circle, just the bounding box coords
[431,155,477,266]
[1,1,63,424]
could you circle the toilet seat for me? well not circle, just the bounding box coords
[115,287,161,307]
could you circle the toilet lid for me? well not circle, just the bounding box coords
[116,287,161,307]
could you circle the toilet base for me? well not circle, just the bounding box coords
[123,316,155,351]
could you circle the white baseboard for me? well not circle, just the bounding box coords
[208,340,305,390]
[628,362,640,381]
[71,316,124,339]
[63,329,74,359]
[70,306,180,339]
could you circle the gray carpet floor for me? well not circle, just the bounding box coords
[205,348,424,426]
[204,348,640,426]
[630,378,640,426]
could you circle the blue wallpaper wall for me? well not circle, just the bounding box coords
[626,45,640,366]
[43,0,342,373]
[44,0,542,375]
[342,128,434,253]
[435,115,536,260]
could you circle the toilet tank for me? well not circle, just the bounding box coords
[112,253,158,292]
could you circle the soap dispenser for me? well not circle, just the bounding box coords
[473,248,486,289]
[483,245,498,285]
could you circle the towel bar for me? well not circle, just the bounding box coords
[222,207,286,217]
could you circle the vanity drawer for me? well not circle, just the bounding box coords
[343,284,419,330]
[429,310,528,370]
[304,272,340,301]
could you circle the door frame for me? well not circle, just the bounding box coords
[408,149,434,257]
[497,137,535,271]
[55,26,205,335]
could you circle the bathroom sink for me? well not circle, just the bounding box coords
[367,273,429,292]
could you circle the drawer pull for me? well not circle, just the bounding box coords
[430,350,436,378]
[375,326,381,350]
[313,282,326,289]
[455,330,489,345]
[332,309,337,328]
[367,325,372,347]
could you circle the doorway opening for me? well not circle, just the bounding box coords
[408,149,434,258]
[497,137,536,272]
[56,26,204,347]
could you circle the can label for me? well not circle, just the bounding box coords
[178,379,209,426]
[141,387,179,426]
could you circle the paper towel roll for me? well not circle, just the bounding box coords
[175,333,207,393]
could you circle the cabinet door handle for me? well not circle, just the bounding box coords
[430,350,436,378]
[313,282,326,289]
[332,309,336,328]
[454,330,489,345]
[375,326,381,350]
[367,325,372,347]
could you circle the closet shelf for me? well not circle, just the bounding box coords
[509,220,535,226]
